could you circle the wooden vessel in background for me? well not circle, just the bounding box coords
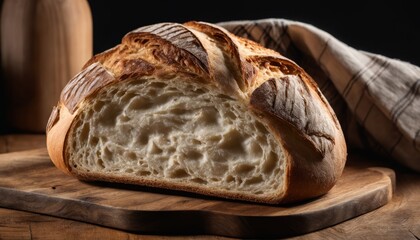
[1,0,92,133]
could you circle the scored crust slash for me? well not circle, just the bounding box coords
[46,21,347,204]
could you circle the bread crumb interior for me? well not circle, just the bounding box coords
[68,78,286,195]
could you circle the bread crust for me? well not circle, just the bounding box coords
[46,21,347,204]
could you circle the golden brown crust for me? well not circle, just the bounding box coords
[60,63,116,114]
[250,77,346,202]
[126,22,210,73]
[46,103,75,174]
[185,21,256,91]
[46,21,347,204]
[250,76,335,157]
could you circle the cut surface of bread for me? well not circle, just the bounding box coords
[46,21,347,204]
[68,78,286,200]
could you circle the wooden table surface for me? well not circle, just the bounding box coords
[1,134,419,240]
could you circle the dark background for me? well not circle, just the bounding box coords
[88,1,420,66]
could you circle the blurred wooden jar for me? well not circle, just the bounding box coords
[1,0,92,133]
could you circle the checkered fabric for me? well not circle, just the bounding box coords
[218,18,420,172]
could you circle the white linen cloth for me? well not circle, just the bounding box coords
[218,19,420,172]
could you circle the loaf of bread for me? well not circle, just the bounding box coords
[46,21,347,204]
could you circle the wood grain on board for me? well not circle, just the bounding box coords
[0,139,394,238]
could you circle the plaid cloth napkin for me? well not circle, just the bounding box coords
[218,18,420,172]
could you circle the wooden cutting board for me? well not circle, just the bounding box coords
[0,148,395,238]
